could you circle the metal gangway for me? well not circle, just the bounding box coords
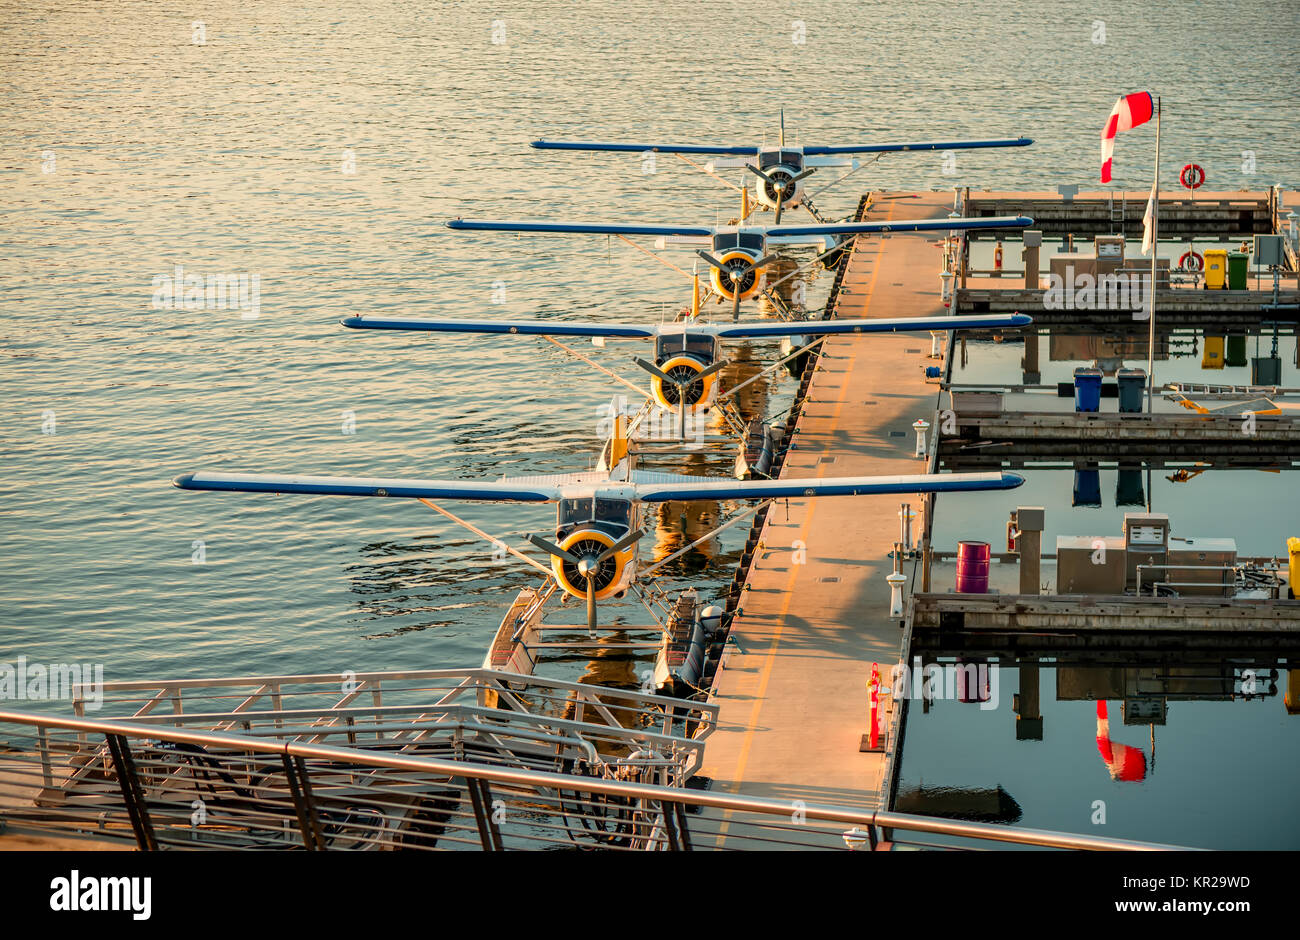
[0,707,1194,851]
[64,667,715,776]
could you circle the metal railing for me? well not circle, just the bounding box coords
[0,709,1195,852]
[1135,563,1283,598]
[69,667,716,777]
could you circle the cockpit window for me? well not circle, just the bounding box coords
[595,498,631,527]
[713,232,766,253]
[758,149,803,169]
[557,497,632,529]
[558,498,593,527]
[656,332,717,361]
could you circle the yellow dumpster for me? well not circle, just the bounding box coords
[1289,536,1299,600]
[1203,248,1228,289]
[1202,335,1226,369]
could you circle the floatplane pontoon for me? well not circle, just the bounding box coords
[531,112,1033,223]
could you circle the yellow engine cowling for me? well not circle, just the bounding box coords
[549,529,634,601]
[649,355,718,410]
[709,250,764,303]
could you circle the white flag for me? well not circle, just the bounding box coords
[1140,182,1156,256]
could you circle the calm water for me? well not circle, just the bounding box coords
[1,0,1298,815]
[895,661,1300,849]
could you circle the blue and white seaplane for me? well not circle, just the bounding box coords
[446,212,1032,318]
[341,310,1033,445]
[174,456,1023,636]
[531,113,1033,222]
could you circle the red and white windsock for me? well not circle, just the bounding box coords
[1100,91,1155,183]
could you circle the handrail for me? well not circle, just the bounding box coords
[1135,562,1241,598]
[0,707,1194,851]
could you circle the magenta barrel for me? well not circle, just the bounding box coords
[955,541,991,594]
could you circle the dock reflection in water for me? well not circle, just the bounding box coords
[894,656,1300,849]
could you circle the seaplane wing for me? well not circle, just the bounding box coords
[173,471,562,502]
[342,315,658,339]
[530,138,1032,156]
[803,137,1033,155]
[766,215,1033,244]
[341,313,1033,341]
[631,471,1024,502]
[531,139,759,156]
[175,468,1024,505]
[709,313,1032,338]
[446,219,714,238]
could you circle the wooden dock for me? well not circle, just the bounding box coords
[910,592,1300,654]
[699,192,959,811]
[963,189,1276,237]
[941,410,1300,460]
[956,286,1300,326]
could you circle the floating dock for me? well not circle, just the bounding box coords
[699,187,1299,824]
[699,191,964,810]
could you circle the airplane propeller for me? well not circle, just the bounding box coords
[695,249,782,320]
[744,163,815,224]
[634,356,729,440]
[528,529,645,633]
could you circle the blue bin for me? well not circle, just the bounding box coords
[1073,468,1102,507]
[1116,368,1146,414]
[1073,367,1103,413]
[1115,466,1145,506]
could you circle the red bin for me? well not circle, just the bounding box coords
[955,540,991,594]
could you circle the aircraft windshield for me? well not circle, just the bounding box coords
[656,332,717,361]
[759,149,802,169]
[558,498,593,527]
[595,498,631,527]
[712,232,766,253]
[558,498,631,528]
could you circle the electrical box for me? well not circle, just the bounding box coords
[1057,535,1126,594]
[1123,697,1167,726]
[1167,537,1238,596]
[1254,234,1284,267]
[1016,506,1045,532]
[1123,513,1170,590]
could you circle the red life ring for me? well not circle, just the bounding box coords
[1180,163,1205,190]
[1178,250,1204,271]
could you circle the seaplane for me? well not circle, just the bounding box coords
[341,309,1034,447]
[174,450,1024,636]
[446,212,1033,319]
[530,112,1033,223]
